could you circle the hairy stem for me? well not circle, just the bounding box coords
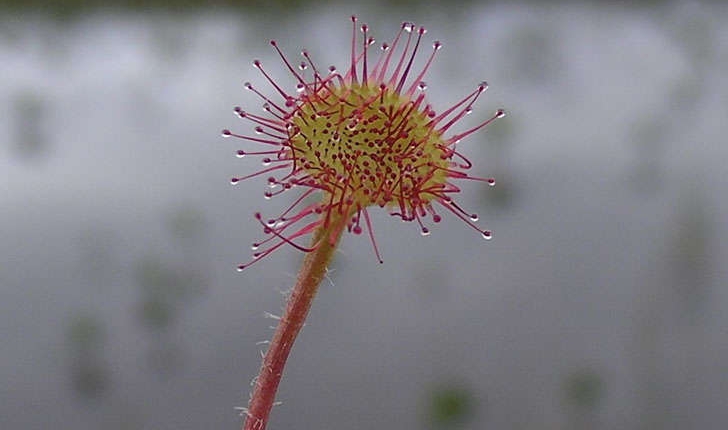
[243,215,344,430]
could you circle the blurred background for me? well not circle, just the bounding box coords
[2,1,727,429]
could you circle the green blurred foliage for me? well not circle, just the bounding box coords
[167,206,206,242]
[501,23,563,88]
[134,257,205,330]
[478,116,518,211]
[11,91,48,160]
[138,295,174,329]
[0,0,323,18]
[67,312,104,351]
[563,368,603,409]
[426,384,475,428]
[0,0,678,19]
[66,312,110,399]
[669,191,712,316]
[70,360,110,399]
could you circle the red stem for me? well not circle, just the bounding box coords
[242,215,345,430]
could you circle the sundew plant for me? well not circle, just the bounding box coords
[224,16,505,430]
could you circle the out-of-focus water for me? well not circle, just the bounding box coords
[2,3,727,430]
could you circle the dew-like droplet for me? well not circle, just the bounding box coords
[263,191,273,200]
[487,178,496,186]
[482,230,492,240]
[236,265,245,272]
[230,177,240,185]
[432,214,442,223]
[478,81,489,91]
[495,108,506,118]
[296,83,305,93]
[222,129,232,137]
[470,213,479,222]
[236,150,246,158]
[418,81,427,91]
[251,243,260,251]
[465,106,473,115]
[353,225,362,235]
[433,41,442,50]
[420,227,431,236]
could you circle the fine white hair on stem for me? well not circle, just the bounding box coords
[324,267,336,287]
[278,286,294,298]
[235,406,251,418]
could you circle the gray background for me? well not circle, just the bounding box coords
[2,1,727,429]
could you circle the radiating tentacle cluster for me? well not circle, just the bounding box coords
[224,16,505,270]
